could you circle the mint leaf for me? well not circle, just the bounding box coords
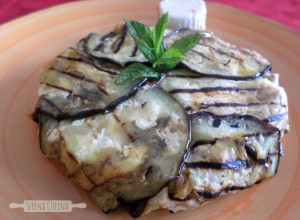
[153,57,185,67]
[153,13,168,58]
[124,19,156,63]
[154,34,202,72]
[154,47,185,72]
[115,63,160,85]
[170,34,202,53]
[153,54,185,72]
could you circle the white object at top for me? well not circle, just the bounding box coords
[159,0,207,30]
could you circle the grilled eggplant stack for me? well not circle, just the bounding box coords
[34,25,288,217]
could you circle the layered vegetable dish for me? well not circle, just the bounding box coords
[33,21,288,217]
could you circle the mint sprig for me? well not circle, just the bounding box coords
[115,63,160,85]
[115,13,202,85]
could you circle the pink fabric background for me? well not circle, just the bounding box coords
[0,0,299,32]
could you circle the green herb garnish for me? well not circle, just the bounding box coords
[115,13,202,85]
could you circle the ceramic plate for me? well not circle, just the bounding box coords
[0,0,299,219]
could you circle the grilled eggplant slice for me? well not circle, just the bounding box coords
[36,46,147,119]
[83,24,147,66]
[140,112,281,216]
[163,29,271,79]
[39,85,190,214]
[84,27,271,81]
[159,69,288,132]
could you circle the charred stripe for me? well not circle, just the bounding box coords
[179,63,272,80]
[75,53,119,75]
[101,31,115,41]
[69,78,148,119]
[49,67,96,83]
[197,186,247,199]
[57,55,118,75]
[190,49,211,61]
[43,83,94,102]
[40,97,63,114]
[197,43,243,62]
[243,130,278,137]
[172,179,266,201]
[94,43,104,51]
[113,25,127,53]
[169,87,257,94]
[130,45,138,57]
[199,102,266,109]
[185,160,251,170]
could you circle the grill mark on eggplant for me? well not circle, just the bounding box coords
[131,45,138,57]
[179,63,272,80]
[166,63,271,80]
[185,160,251,170]
[198,43,244,62]
[199,102,267,110]
[56,55,118,75]
[197,186,247,199]
[66,151,78,163]
[94,43,104,51]
[40,97,63,114]
[171,177,272,202]
[89,31,115,51]
[43,82,71,93]
[112,113,121,123]
[195,179,264,200]
[96,85,109,96]
[169,87,258,94]
[76,53,119,75]
[57,78,147,120]
[43,82,95,102]
[113,25,127,54]
[49,67,109,96]
[39,79,147,120]
[101,31,115,41]
[56,56,82,62]
[80,167,99,188]
[112,112,135,142]
[242,130,278,138]
[190,49,211,61]
[194,102,282,115]
[49,67,96,83]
